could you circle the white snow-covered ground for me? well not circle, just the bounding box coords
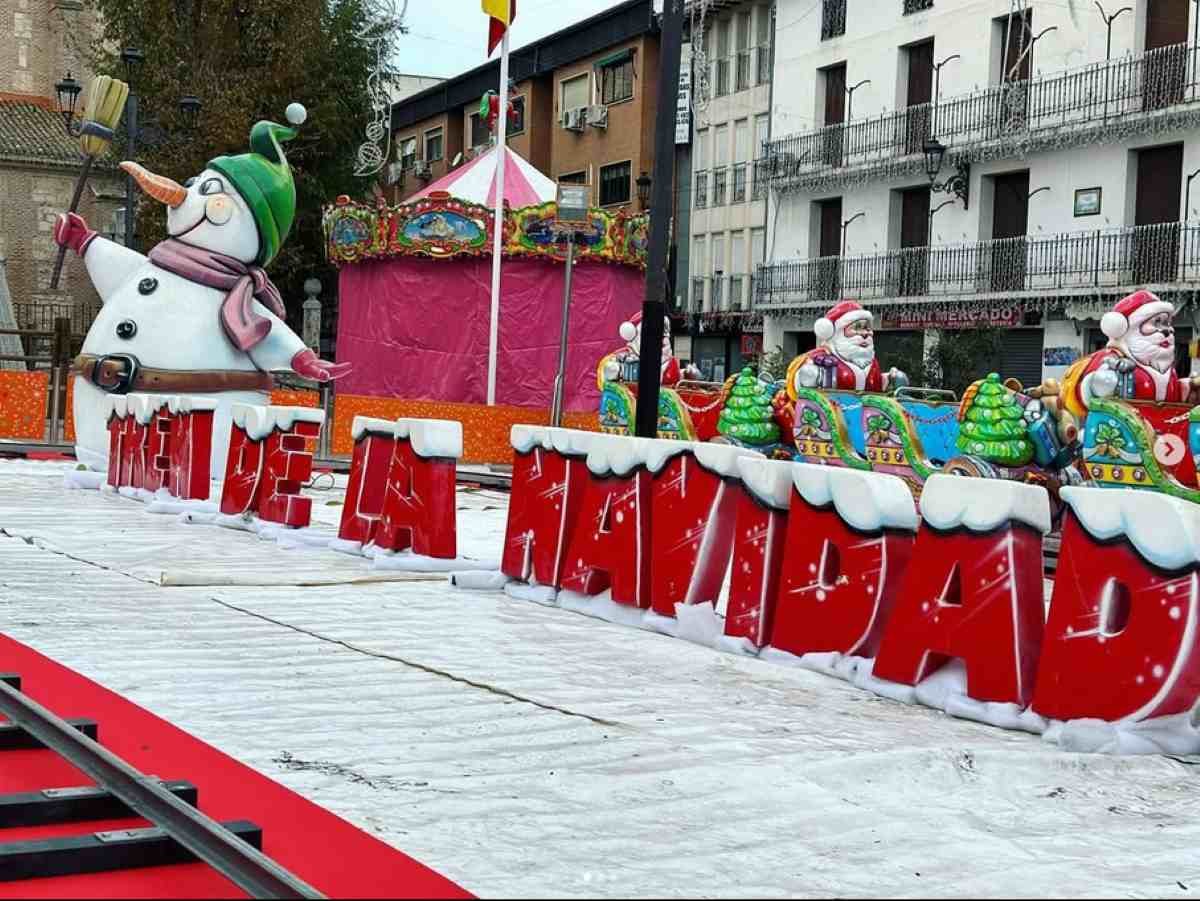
[2,460,1200,898]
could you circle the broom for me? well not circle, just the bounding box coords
[49,75,130,289]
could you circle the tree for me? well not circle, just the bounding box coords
[955,372,1034,466]
[84,0,398,332]
[718,367,780,446]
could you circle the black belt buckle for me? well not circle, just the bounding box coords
[92,354,139,395]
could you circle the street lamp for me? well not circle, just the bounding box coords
[1095,3,1132,62]
[931,54,960,137]
[923,137,970,209]
[179,95,202,130]
[1027,26,1057,74]
[841,211,865,257]
[927,198,956,243]
[120,47,145,83]
[54,72,83,133]
[846,78,871,122]
[1185,167,1200,221]
[636,171,652,209]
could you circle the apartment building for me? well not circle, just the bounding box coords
[683,0,774,382]
[756,0,1200,390]
[389,0,661,216]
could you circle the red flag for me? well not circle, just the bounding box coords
[485,0,515,54]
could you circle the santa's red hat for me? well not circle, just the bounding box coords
[814,300,872,343]
[1100,289,1174,341]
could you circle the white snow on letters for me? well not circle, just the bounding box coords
[355,417,463,459]
[1062,485,1200,571]
[791,463,919,532]
[231,404,325,441]
[166,395,218,415]
[920,473,1051,535]
[736,457,794,510]
[692,443,763,478]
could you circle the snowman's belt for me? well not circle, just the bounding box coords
[74,354,274,396]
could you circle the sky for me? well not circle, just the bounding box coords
[397,0,629,79]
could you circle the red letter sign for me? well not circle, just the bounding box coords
[1033,487,1200,722]
[220,405,326,527]
[872,475,1049,707]
[723,458,792,649]
[166,396,216,501]
[771,464,918,659]
[501,427,585,587]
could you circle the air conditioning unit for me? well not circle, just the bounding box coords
[561,107,586,132]
[586,105,608,128]
[413,161,432,180]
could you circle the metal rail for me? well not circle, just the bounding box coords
[0,680,324,899]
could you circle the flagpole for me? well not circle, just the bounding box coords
[486,31,510,407]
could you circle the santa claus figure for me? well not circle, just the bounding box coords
[603,312,682,387]
[1068,289,1194,414]
[789,300,907,394]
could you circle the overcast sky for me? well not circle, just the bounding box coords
[397,0,629,78]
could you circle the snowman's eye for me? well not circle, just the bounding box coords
[199,178,224,196]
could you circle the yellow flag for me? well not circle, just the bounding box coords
[482,0,512,25]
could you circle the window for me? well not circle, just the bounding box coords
[713,167,728,206]
[714,19,730,97]
[821,0,846,40]
[731,231,746,307]
[561,73,590,114]
[904,0,934,12]
[714,124,729,166]
[694,128,709,171]
[751,227,765,265]
[424,127,443,162]
[754,114,769,159]
[559,169,588,184]
[755,5,772,85]
[599,55,634,104]
[599,161,631,206]
[732,164,747,203]
[469,112,489,149]
[734,119,749,163]
[509,96,526,135]
[736,11,752,91]
[399,136,417,170]
[695,170,708,208]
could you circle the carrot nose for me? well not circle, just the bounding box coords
[119,161,187,208]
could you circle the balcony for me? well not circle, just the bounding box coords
[755,222,1200,312]
[751,159,770,200]
[695,170,709,209]
[820,0,845,41]
[732,162,748,203]
[690,276,707,313]
[712,167,728,207]
[764,42,1200,194]
[903,0,934,13]
[736,50,752,92]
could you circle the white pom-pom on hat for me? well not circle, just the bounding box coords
[285,102,308,126]
[1100,310,1128,340]
[619,320,638,342]
[814,317,835,342]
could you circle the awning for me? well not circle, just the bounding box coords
[593,47,634,69]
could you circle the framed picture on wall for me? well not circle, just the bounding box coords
[1074,187,1102,217]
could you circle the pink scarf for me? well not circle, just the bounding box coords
[148,239,287,352]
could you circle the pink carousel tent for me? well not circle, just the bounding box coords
[406,144,557,207]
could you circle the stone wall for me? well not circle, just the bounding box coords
[0,0,98,96]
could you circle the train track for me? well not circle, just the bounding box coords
[0,674,323,897]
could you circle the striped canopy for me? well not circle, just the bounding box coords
[406,143,556,208]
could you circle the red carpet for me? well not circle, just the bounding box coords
[0,635,471,899]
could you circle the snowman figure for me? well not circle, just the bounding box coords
[55,104,348,475]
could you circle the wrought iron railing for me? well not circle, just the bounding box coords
[764,41,1200,187]
[756,44,772,85]
[903,0,933,13]
[820,0,845,40]
[695,169,709,208]
[712,166,728,207]
[751,159,769,199]
[732,162,748,202]
[712,275,726,310]
[12,301,102,338]
[729,274,747,309]
[755,222,1200,309]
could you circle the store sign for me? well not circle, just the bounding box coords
[881,306,1022,330]
[740,334,763,356]
[675,43,692,145]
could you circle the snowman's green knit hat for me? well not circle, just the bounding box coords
[209,104,306,266]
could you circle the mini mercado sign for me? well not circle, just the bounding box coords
[323,194,649,269]
[880,305,1023,330]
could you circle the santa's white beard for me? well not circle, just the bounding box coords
[1124,330,1175,373]
[833,333,875,370]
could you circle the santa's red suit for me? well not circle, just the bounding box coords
[661,356,682,387]
[1077,347,1183,402]
[795,350,883,391]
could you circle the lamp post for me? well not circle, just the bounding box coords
[845,78,871,122]
[841,211,864,258]
[923,137,970,210]
[927,198,956,244]
[931,54,960,137]
[636,171,652,210]
[53,73,83,133]
[1186,167,1200,221]
[1027,26,1057,74]
[1095,3,1132,122]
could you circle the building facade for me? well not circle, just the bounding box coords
[682,0,774,383]
[0,0,121,338]
[390,0,662,218]
[756,0,1200,390]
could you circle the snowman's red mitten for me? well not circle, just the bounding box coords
[291,348,351,381]
[54,212,97,256]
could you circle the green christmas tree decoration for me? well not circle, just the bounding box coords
[955,372,1034,466]
[718,367,781,446]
